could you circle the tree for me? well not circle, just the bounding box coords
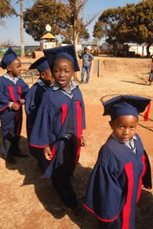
[24,0,98,45]
[93,21,105,40]
[64,0,99,45]
[18,0,24,56]
[0,1,15,18]
[63,0,87,45]
[24,0,90,44]
[24,0,71,41]
[134,0,153,56]
[0,0,30,56]
[96,0,153,56]
[15,0,35,56]
[0,0,15,27]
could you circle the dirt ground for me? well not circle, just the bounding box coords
[0,56,153,229]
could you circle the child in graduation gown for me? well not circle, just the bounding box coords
[25,56,54,170]
[30,45,86,214]
[25,56,54,138]
[0,47,29,164]
[83,95,152,229]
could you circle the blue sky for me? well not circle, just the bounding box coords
[0,0,140,46]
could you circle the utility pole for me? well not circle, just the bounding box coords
[19,0,25,56]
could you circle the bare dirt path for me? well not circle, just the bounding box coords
[0,57,153,229]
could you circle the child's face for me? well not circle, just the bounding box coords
[7,58,21,77]
[84,48,89,54]
[110,115,138,142]
[41,69,54,86]
[53,58,74,88]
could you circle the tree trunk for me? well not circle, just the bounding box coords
[146,43,151,57]
[19,0,25,57]
[73,14,78,46]
[72,30,80,82]
[73,32,79,46]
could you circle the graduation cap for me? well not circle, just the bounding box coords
[29,57,50,72]
[0,47,18,69]
[102,95,151,121]
[43,45,80,72]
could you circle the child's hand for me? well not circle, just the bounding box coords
[143,187,152,192]
[11,102,20,111]
[19,99,25,104]
[44,146,54,160]
[81,135,86,147]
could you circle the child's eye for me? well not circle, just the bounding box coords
[130,126,135,130]
[54,69,59,73]
[118,125,124,129]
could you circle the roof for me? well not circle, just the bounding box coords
[40,33,55,39]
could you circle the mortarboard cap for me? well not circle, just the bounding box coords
[102,95,151,121]
[0,47,18,69]
[29,56,50,72]
[43,45,80,72]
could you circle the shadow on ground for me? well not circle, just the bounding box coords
[136,189,153,229]
[0,131,98,228]
[0,131,153,229]
[120,80,150,86]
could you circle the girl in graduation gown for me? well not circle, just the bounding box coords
[83,95,152,229]
[30,46,86,213]
[0,47,29,164]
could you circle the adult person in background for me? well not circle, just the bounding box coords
[149,55,153,85]
[79,47,94,84]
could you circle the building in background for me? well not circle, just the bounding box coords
[40,32,56,50]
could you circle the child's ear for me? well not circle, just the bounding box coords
[7,65,11,72]
[109,120,113,128]
[41,72,45,79]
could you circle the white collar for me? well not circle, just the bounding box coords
[53,80,77,92]
[37,79,54,87]
[4,74,19,84]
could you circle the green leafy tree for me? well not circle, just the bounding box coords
[24,0,69,41]
[63,0,93,45]
[24,0,97,45]
[0,0,16,28]
[0,0,33,56]
[96,0,153,56]
[93,21,104,40]
[0,0,15,18]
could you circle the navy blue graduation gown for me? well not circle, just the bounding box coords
[0,75,29,138]
[29,85,86,177]
[25,80,50,139]
[83,134,152,229]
